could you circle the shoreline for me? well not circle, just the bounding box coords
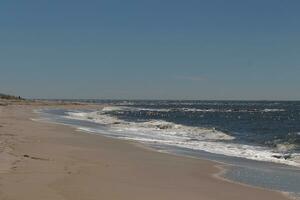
[0,103,291,199]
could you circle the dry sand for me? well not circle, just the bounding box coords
[0,103,290,200]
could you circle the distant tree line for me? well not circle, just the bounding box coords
[0,93,24,100]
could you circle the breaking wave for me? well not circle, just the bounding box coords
[65,106,300,167]
[99,106,285,113]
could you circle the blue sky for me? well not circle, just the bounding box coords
[0,0,299,100]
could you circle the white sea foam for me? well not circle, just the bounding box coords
[65,107,299,167]
[103,106,171,112]
[99,106,285,113]
[262,109,285,112]
[102,106,125,112]
[66,111,234,141]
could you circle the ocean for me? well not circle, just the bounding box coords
[36,100,300,197]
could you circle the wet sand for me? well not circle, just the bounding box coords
[0,103,290,200]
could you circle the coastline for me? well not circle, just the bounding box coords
[0,102,291,199]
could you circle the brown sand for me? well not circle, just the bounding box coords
[0,104,290,200]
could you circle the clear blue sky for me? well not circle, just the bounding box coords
[0,0,299,100]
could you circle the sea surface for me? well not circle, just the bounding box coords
[36,100,300,197]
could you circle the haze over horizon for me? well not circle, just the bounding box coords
[0,0,299,100]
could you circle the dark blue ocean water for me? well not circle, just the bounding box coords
[104,100,300,153]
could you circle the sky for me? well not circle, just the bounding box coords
[0,0,299,100]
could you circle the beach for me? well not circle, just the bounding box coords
[0,102,290,200]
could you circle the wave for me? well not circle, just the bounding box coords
[64,107,300,167]
[99,106,286,113]
[66,111,234,141]
[262,109,285,112]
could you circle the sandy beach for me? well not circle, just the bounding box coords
[0,102,290,200]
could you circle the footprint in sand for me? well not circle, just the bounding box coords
[23,154,49,161]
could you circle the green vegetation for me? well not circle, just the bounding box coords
[0,93,24,100]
